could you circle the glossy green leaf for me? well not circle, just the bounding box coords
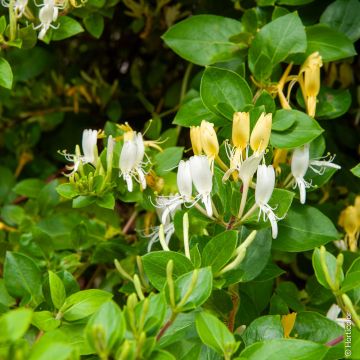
[201,230,238,273]
[0,57,13,89]
[240,338,328,359]
[248,12,306,79]
[341,257,360,292]
[0,308,33,342]
[162,15,242,66]
[52,16,84,41]
[351,163,360,178]
[142,251,194,291]
[270,109,323,149]
[273,204,339,252]
[60,289,113,321]
[200,67,252,117]
[196,311,238,357]
[155,147,184,176]
[4,252,43,306]
[13,178,44,198]
[320,0,360,42]
[32,311,60,332]
[56,183,79,199]
[173,97,227,127]
[84,13,104,39]
[49,271,66,309]
[304,24,356,62]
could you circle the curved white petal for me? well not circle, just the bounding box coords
[177,160,193,199]
[238,153,262,184]
[119,140,138,173]
[255,164,275,206]
[189,155,212,195]
[291,144,310,178]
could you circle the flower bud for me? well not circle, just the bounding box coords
[190,126,202,155]
[250,113,272,154]
[232,112,250,150]
[200,120,219,159]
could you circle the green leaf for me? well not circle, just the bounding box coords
[320,0,360,42]
[195,311,238,357]
[0,308,33,342]
[49,271,66,309]
[277,0,314,5]
[171,267,212,311]
[240,339,328,359]
[242,315,283,346]
[253,261,286,282]
[72,195,96,208]
[56,183,79,199]
[173,97,227,127]
[292,311,343,343]
[155,147,184,176]
[341,257,360,292]
[60,289,113,321]
[84,13,104,39]
[29,336,74,360]
[13,178,44,198]
[270,109,323,149]
[200,67,252,118]
[142,251,194,291]
[0,16,6,34]
[52,16,84,41]
[273,204,339,252]
[0,57,13,89]
[223,229,272,286]
[0,205,24,226]
[312,247,343,290]
[248,12,306,79]
[96,193,115,209]
[304,24,356,62]
[202,230,238,273]
[32,311,61,332]
[351,163,360,178]
[162,15,242,66]
[4,252,43,306]
[86,301,125,353]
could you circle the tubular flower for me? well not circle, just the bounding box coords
[250,113,272,155]
[147,195,180,252]
[338,205,359,252]
[291,143,341,204]
[1,0,28,17]
[119,132,147,192]
[34,0,63,40]
[189,155,213,217]
[232,112,250,151]
[255,164,279,239]
[60,129,98,176]
[200,120,219,161]
[190,126,202,155]
[299,52,323,117]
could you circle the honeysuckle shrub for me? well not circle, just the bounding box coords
[0,0,360,359]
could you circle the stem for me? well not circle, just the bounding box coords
[9,0,17,41]
[159,224,170,251]
[227,284,240,332]
[241,203,258,223]
[215,154,229,172]
[194,203,215,220]
[180,63,193,103]
[123,210,138,234]
[156,312,177,341]
[237,182,249,219]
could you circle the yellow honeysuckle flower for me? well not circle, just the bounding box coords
[200,120,219,159]
[299,52,323,117]
[232,112,250,150]
[190,126,202,155]
[250,113,272,154]
[339,205,359,252]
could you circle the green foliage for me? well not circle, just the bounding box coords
[0,0,359,358]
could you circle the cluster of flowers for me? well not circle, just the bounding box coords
[61,114,340,251]
[2,0,83,40]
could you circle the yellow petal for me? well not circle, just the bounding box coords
[281,312,297,338]
[250,113,272,153]
[190,126,202,155]
[200,120,219,158]
[232,112,250,150]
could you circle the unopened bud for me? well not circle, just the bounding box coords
[250,113,272,154]
[232,112,250,150]
[200,120,219,159]
[190,126,202,155]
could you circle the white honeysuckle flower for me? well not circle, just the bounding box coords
[146,195,180,252]
[189,155,213,217]
[34,0,64,40]
[291,144,341,204]
[291,144,311,204]
[60,129,98,176]
[2,0,28,17]
[119,132,147,192]
[177,160,193,201]
[326,304,350,329]
[255,164,279,239]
